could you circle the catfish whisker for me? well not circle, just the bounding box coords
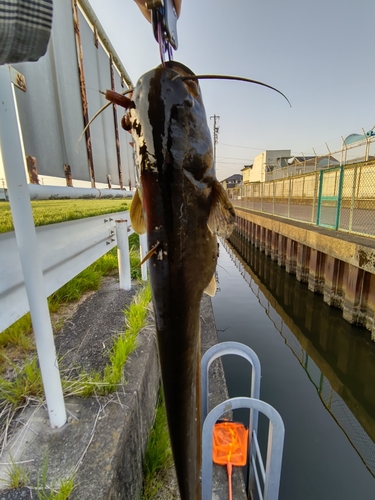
[172,74,291,107]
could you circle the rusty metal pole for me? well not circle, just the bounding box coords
[26,156,40,184]
[72,0,95,187]
[64,164,73,187]
[110,55,124,189]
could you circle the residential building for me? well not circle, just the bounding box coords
[241,165,253,185]
[220,174,243,190]
[251,150,291,183]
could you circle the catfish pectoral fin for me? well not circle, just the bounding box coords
[204,274,217,297]
[207,180,236,237]
[130,188,146,234]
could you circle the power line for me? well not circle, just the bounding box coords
[217,156,253,161]
[218,142,265,151]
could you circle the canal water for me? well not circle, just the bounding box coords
[211,230,375,500]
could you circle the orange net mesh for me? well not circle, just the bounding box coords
[212,421,249,466]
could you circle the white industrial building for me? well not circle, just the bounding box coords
[243,150,291,183]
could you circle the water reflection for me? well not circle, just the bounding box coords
[226,229,375,478]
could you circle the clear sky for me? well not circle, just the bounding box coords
[90,0,374,181]
[90,0,375,180]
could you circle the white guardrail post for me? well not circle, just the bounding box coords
[116,219,131,291]
[0,65,66,428]
[139,232,148,281]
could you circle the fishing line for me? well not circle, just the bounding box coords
[172,74,292,107]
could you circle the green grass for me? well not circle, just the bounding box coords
[0,199,131,234]
[0,358,44,407]
[101,283,152,391]
[142,390,173,500]
[36,458,75,500]
[36,476,75,500]
[1,456,29,489]
[0,314,33,349]
[0,247,146,405]
[62,282,152,398]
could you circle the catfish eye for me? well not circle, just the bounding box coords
[121,112,132,131]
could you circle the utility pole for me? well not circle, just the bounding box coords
[210,115,220,167]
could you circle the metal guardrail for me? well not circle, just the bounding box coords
[27,184,133,200]
[0,211,137,332]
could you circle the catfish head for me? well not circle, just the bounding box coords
[125,61,235,243]
[128,61,214,190]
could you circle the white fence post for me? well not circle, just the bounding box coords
[116,219,131,290]
[0,65,66,428]
[139,233,148,281]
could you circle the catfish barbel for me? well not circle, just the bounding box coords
[122,61,235,500]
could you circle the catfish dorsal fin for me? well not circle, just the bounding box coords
[204,274,217,297]
[207,180,236,238]
[130,188,146,234]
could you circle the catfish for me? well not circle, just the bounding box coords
[126,61,235,500]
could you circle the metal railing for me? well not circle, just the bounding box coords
[263,130,375,182]
[0,212,147,333]
[202,397,285,500]
[231,160,375,238]
[201,342,285,500]
[2,0,135,189]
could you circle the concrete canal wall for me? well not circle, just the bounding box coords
[226,235,375,463]
[234,207,375,340]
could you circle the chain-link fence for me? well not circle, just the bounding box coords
[232,160,375,238]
